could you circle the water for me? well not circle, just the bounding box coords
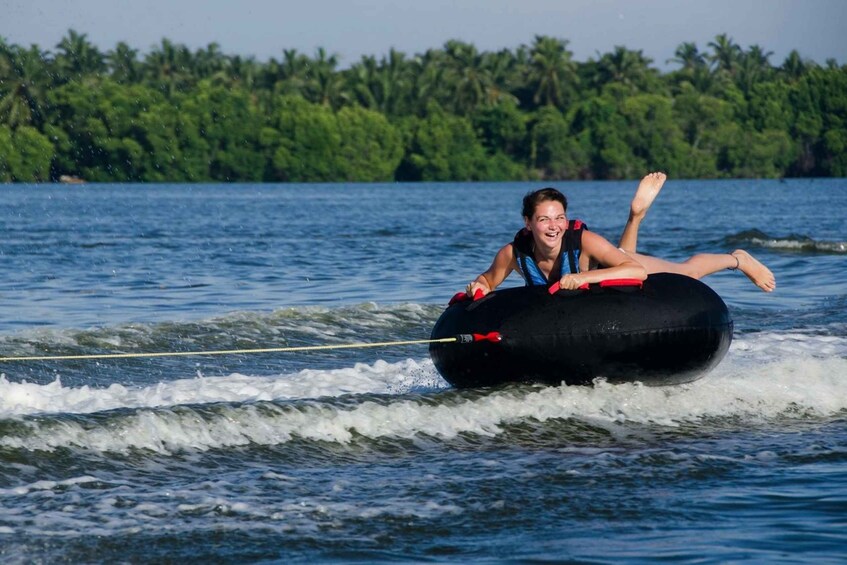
[1,179,846,563]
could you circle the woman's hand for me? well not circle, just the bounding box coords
[466,277,491,297]
[557,273,585,290]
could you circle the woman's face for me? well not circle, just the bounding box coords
[525,200,567,250]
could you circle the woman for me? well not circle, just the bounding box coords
[466,186,647,296]
[466,173,775,297]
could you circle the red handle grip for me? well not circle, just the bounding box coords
[448,288,489,305]
[549,278,643,294]
[548,282,589,294]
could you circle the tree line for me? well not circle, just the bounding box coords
[1,30,845,183]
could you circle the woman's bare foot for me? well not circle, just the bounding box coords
[731,250,776,292]
[630,172,667,217]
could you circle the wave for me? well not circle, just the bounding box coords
[2,357,845,455]
[1,330,845,455]
[4,327,843,418]
[0,302,441,356]
[725,230,847,254]
[0,302,445,389]
[0,358,446,417]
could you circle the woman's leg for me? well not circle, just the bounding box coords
[627,249,776,292]
[619,172,667,253]
[618,172,775,292]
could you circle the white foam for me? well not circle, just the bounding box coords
[2,330,845,454]
[2,351,845,455]
[0,358,447,417]
[750,237,847,253]
[0,471,467,540]
[0,475,100,497]
[731,331,847,360]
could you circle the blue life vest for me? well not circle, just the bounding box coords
[512,219,586,286]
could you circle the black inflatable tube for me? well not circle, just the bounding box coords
[429,273,733,388]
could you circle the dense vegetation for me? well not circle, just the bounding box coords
[1,31,845,182]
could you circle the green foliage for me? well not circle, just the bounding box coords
[0,125,54,181]
[571,90,643,179]
[180,81,265,181]
[529,106,589,179]
[472,100,529,159]
[790,68,847,176]
[265,95,344,181]
[335,105,404,181]
[262,97,404,182]
[721,126,795,178]
[399,105,485,180]
[398,103,524,181]
[618,94,687,175]
[0,31,844,182]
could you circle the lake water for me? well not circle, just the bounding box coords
[1,179,846,562]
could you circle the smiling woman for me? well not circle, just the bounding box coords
[466,185,646,296]
[466,172,776,297]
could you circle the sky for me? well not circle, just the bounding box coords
[2,0,845,71]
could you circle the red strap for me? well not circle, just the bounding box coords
[599,278,643,288]
[549,278,643,294]
[448,292,469,305]
[448,288,487,305]
[549,281,590,294]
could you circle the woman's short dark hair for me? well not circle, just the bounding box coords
[522,188,567,218]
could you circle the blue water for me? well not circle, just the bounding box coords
[1,179,846,563]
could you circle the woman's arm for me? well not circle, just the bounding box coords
[556,231,647,290]
[467,243,517,296]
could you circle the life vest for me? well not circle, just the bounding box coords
[512,219,585,286]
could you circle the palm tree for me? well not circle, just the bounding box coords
[194,42,228,80]
[274,48,311,97]
[313,47,343,106]
[224,55,260,92]
[667,42,713,93]
[735,44,774,95]
[480,48,520,106]
[143,39,194,96]
[55,29,106,81]
[668,42,706,72]
[0,40,52,128]
[527,35,577,109]
[379,48,413,115]
[346,55,380,109]
[106,41,141,83]
[707,34,741,76]
[410,48,450,115]
[442,40,493,114]
[346,48,412,116]
[591,45,655,92]
[780,50,814,82]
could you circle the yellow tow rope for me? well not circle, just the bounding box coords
[0,337,460,363]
